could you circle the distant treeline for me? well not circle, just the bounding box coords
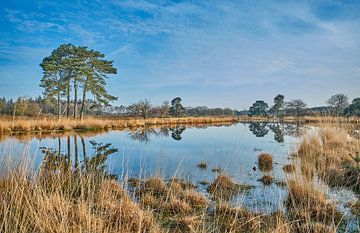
[1,94,359,118]
[244,93,360,117]
[0,96,236,118]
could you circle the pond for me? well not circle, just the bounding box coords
[0,122,305,213]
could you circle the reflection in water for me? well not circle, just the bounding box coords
[283,123,304,137]
[170,126,186,141]
[248,122,304,143]
[0,130,109,143]
[126,123,305,144]
[128,128,159,144]
[249,122,269,137]
[128,126,186,143]
[268,124,284,143]
[40,136,118,179]
[0,123,307,214]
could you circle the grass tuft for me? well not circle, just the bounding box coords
[196,160,207,169]
[258,153,273,172]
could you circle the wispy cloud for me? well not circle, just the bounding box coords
[0,0,359,108]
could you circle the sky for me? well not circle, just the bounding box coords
[0,0,359,109]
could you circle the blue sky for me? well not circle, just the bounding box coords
[0,0,359,109]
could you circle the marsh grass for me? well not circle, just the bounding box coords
[197,161,207,169]
[282,164,295,173]
[260,175,273,185]
[0,116,239,134]
[207,174,254,200]
[0,161,160,233]
[258,153,273,172]
[0,155,351,233]
[285,179,343,233]
[297,126,360,193]
[1,120,360,232]
[1,116,358,135]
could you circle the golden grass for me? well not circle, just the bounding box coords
[286,179,342,229]
[0,154,350,233]
[213,203,288,233]
[258,153,273,172]
[283,122,360,231]
[297,126,360,192]
[1,115,358,135]
[282,164,295,173]
[260,175,273,185]
[133,177,208,231]
[208,174,254,200]
[0,166,160,233]
[0,116,239,134]
[1,118,359,232]
[349,200,360,216]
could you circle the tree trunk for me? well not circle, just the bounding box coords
[80,76,88,120]
[57,92,61,119]
[73,78,78,119]
[66,79,70,118]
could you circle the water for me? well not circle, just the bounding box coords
[0,122,304,212]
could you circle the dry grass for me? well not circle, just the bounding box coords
[1,118,359,232]
[349,199,360,216]
[197,161,207,169]
[258,153,273,172]
[260,175,273,185]
[297,126,360,193]
[213,203,289,233]
[208,174,253,200]
[282,164,295,173]
[1,115,358,135]
[286,179,342,231]
[0,116,239,134]
[0,154,350,233]
[283,122,360,231]
[133,177,208,232]
[0,165,160,233]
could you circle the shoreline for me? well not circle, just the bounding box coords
[0,116,358,135]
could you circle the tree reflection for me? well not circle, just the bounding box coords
[127,126,186,143]
[128,128,160,144]
[248,122,305,142]
[159,127,170,137]
[170,126,186,141]
[249,122,269,137]
[40,136,118,178]
[268,123,285,143]
[283,123,304,137]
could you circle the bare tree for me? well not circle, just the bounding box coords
[160,101,170,117]
[327,93,349,116]
[127,99,152,119]
[286,99,307,117]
